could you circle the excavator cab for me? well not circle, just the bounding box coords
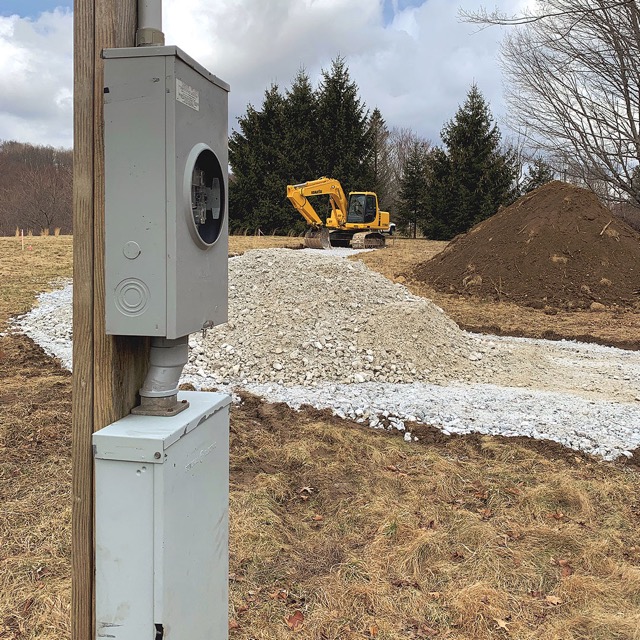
[347,193,377,224]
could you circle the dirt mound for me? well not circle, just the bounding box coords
[414,181,640,309]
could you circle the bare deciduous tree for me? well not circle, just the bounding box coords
[460,0,633,26]
[367,108,394,211]
[461,0,640,204]
[18,162,72,231]
[0,141,73,235]
[385,127,431,216]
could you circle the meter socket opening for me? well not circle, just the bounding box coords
[188,146,225,247]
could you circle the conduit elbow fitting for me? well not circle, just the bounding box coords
[132,336,190,416]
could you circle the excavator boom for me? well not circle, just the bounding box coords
[286,177,350,229]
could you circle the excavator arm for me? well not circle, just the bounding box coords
[286,177,350,229]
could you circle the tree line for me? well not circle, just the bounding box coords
[229,58,399,235]
[229,60,550,240]
[0,141,73,236]
[0,79,552,242]
[232,0,640,238]
[5,0,640,239]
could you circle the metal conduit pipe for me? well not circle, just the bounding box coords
[137,0,165,46]
[133,336,189,416]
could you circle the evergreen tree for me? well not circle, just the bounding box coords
[366,108,393,211]
[282,68,318,185]
[397,141,430,238]
[229,85,293,233]
[228,103,261,232]
[423,84,517,239]
[523,157,556,193]
[316,57,371,194]
[229,59,379,234]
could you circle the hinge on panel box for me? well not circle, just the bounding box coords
[154,623,164,640]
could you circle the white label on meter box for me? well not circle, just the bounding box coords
[176,78,200,111]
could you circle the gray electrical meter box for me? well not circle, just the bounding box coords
[94,391,231,639]
[103,46,230,338]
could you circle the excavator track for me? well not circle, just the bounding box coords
[351,232,386,249]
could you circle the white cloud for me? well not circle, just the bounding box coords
[0,8,72,147]
[163,0,531,144]
[0,0,534,148]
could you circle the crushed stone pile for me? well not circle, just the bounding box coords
[187,249,513,386]
[414,181,640,309]
[20,249,515,386]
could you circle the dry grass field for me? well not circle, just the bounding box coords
[1,235,640,639]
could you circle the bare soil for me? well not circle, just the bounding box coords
[412,182,640,311]
[2,235,640,640]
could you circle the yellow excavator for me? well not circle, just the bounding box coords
[286,177,391,249]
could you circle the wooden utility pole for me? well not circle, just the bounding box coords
[72,2,149,638]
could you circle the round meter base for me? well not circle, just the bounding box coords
[185,143,225,248]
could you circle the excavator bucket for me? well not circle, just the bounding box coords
[304,227,331,250]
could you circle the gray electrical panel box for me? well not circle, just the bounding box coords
[94,391,231,639]
[103,46,229,338]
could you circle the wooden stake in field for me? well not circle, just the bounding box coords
[72,2,149,638]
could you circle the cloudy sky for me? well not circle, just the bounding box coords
[0,0,530,149]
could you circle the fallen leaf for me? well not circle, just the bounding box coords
[369,624,378,637]
[269,589,288,600]
[421,624,438,636]
[21,598,34,614]
[392,578,420,589]
[474,490,489,500]
[545,595,562,606]
[561,565,573,577]
[312,514,324,522]
[299,486,314,495]
[229,619,240,630]
[478,507,493,520]
[548,511,565,520]
[285,610,305,632]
